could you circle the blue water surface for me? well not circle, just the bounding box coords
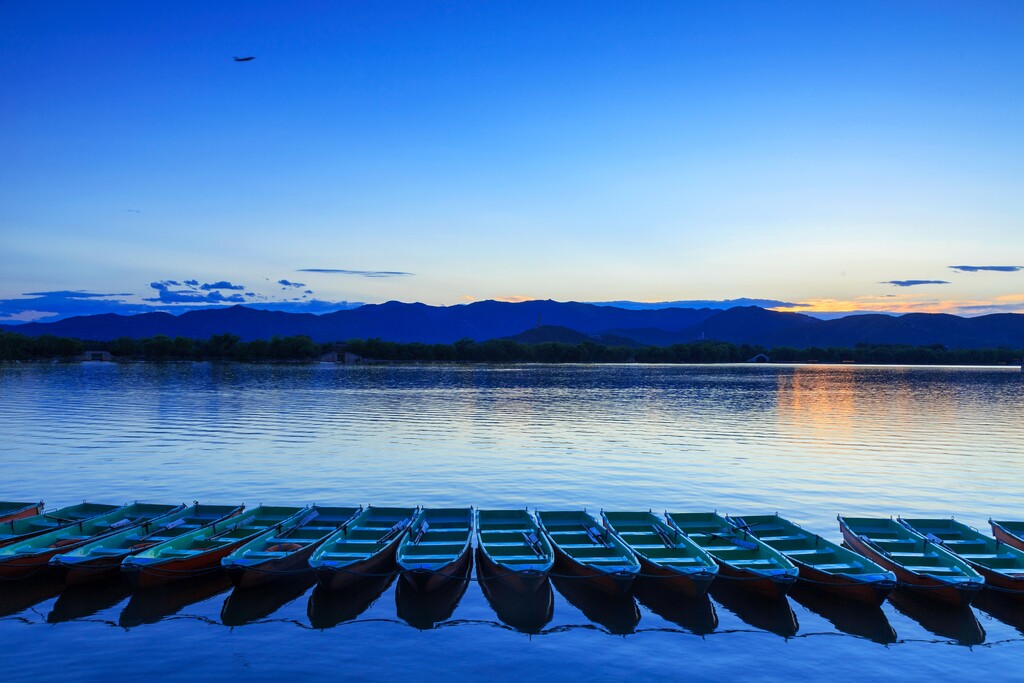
[0,363,1021,681]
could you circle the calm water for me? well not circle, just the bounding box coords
[0,363,1022,681]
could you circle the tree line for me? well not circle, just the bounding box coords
[0,331,1021,365]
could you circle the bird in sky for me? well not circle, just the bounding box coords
[233,56,255,62]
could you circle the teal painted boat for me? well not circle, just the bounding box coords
[728,513,895,605]
[537,510,640,596]
[839,515,984,607]
[666,512,798,600]
[990,519,1024,553]
[899,517,1024,598]
[122,505,304,588]
[0,502,119,547]
[602,510,718,598]
[396,508,474,593]
[52,503,242,585]
[309,506,416,591]
[0,503,176,578]
[223,505,361,588]
[0,501,44,525]
[475,509,554,594]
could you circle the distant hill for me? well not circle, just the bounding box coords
[2,300,1022,349]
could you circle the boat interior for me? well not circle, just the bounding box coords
[668,512,792,574]
[843,517,973,578]
[0,503,119,542]
[63,505,242,558]
[314,507,415,565]
[733,514,887,576]
[603,512,713,570]
[139,507,301,560]
[400,509,473,569]
[233,506,360,562]
[900,518,1024,573]
[477,509,551,568]
[539,511,636,569]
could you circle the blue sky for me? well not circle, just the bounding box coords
[1,1,1022,322]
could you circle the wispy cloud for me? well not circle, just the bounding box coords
[278,279,307,289]
[949,265,1022,273]
[298,268,413,278]
[882,280,950,287]
[591,298,803,310]
[200,281,245,291]
[774,294,1024,317]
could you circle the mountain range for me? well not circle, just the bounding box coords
[2,301,1023,349]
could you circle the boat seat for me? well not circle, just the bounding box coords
[262,537,312,546]
[904,566,961,574]
[890,552,934,559]
[243,551,289,560]
[757,535,805,542]
[403,555,457,562]
[730,559,780,568]
[159,549,202,558]
[958,553,1004,560]
[657,558,705,566]
[785,548,833,557]
[571,556,629,564]
[813,562,862,571]
[493,555,548,562]
[318,553,367,562]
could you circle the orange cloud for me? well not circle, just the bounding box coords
[494,295,536,303]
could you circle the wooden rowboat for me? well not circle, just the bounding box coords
[990,519,1024,552]
[0,501,44,525]
[51,503,243,585]
[729,513,895,606]
[838,515,984,607]
[537,510,640,597]
[0,502,119,547]
[602,510,718,598]
[665,511,798,600]
[0,503,178,579]
[222,505,361,588]
[308,506,416,591]
[899,517,1024,599]
[475,509,554,594]
[121,505,303,588]
[396,508,474,593]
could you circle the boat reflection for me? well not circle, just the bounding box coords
[307,574,396,629]
[889,591,985,646]
[0,579,63,618]
[48,579,132,623]
[550,575,640,635]
[710,581,798,637]
[790,584,896,644]
[973,591,1024,636]
[396,561,471,630]
[633,577,717,635]
[221,575,315,626]
[119,573,232,628]
[479,573,554,634]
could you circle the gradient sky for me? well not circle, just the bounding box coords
[2,1,1022,322]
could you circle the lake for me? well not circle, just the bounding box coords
[0,363,1021,681]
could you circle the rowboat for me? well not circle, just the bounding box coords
[51,503,242,585]
[728,513,895,605]
[121,505,303,588]
[0,503,176,579]
[838,515,984,607]
[899,517,1024,598]
[602,510,718,598]
[0,502,119,547]
[665,511,798,600]
[222,505,360,588]
[537,510,640,596]
[396,508,474,593]
[990,519,1024,552]
[475,509,554,594]
[0,501,44,525]
[308,506,416,591]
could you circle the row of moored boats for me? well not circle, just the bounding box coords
[0,500,1021,608]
